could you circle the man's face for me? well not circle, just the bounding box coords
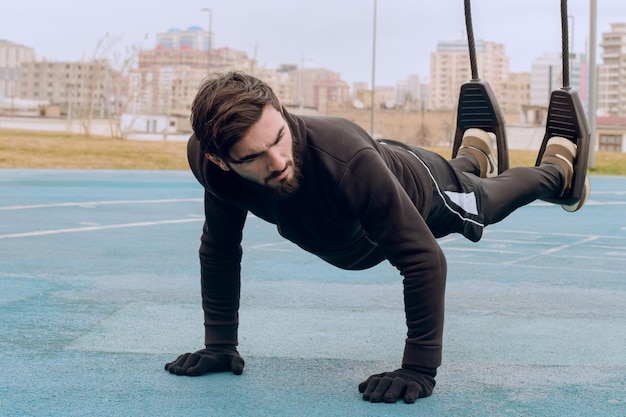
[207,105,300,195]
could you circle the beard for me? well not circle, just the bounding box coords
[269,135,304,198]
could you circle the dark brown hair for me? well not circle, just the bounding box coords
[190,71,282,159]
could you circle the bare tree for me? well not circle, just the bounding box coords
[104,34,146,139]
[65,35,119,137]
[67,33,144,139]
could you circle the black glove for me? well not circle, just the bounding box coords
[164,345,244,376]
[358,366,436,403]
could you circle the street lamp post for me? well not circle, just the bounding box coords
[588,0,597,168]
[370,0,377,137]
[201,7,212,70]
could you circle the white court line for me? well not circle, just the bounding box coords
[447,259,626,275]
[549,252,626,260]
[500,236,601,265]
[0,198,202,211]
[485,229,626,241]
[248,242,300,253]
[437,237,460,244]
[540,236,600,256]
[443,247,526,255]
[443,230,625,266]
[581,201,626,206]
[530,200,626,206]
[586,191,626,195]
[0,218,203,239]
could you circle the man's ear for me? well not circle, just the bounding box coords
[205,153,231,171]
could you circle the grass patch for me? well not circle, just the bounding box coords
[0,129,188,170]
[1,129,625,175]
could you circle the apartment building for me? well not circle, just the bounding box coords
[499,72,530,116]
[169,64,284,132]
[18,59,111,118]
[170,67,210,115]
[130,45,260,115]
[0,40,35,100]
[130,24,351,118]
[139,47,208,70]
[428,39,509,111]
[126,66,175,115]
[598,23,626,117]
[131,24,259,117]
[314,75,351,114]
[294,68,349,113]
[208,47,256,74]
[529,52,587,108]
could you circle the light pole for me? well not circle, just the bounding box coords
[588,0,597,169]
[201,7,212,70]
[370,0,377,137]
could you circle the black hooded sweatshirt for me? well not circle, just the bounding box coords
[186,109,469,369]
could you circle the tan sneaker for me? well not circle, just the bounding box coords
[457,128,498,178]
[540,136,590,212]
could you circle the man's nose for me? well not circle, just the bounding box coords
[266,148,285,171]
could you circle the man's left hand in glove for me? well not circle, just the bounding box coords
[358,366,436,403]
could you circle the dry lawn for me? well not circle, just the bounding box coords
[1,129,624,175]
[0,130,188,170]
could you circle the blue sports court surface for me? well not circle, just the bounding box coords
[1,169,624,416]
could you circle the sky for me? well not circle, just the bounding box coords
[2,0,625,87]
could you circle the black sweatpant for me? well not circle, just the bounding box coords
[448,155,563,224]
[410,147,563,242]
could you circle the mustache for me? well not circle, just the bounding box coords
[268,160,293,179]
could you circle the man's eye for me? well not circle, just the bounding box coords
[240,155,258,164]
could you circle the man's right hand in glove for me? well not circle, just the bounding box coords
[164,345,244,376]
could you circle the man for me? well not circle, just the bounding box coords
[165,71,589,404]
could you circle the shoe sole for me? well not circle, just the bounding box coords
[562,175,590,212]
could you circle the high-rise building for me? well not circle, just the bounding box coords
[529,52,587,109]
[156,26,212,52]
[396,74,428,110]
[0,40,35,100]
[131,23,260,116]
[428,40,509,111]
[139,26,214,70]
[597,23,626,117]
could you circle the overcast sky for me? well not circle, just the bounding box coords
[2,0,624,86]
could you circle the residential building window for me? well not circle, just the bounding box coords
[598,134,623,152]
